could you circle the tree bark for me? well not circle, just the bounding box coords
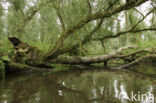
[116,54,156,69]
[7,37,156,72]
[51,46,155,64]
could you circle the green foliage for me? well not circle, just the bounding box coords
[29,41,49,52]
[0,39,14,56]
[1,56,11,62]
[10,0,26,10]
[0,60,5,71]
[0,0,155,62]
[137,40,156,48]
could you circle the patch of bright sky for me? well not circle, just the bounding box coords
[92,1,97,7]
[1,0,38,14]
[1,0,154,30]
[118,11,125,29]
[57,19,61,25]
[1,1,10,14]
[136,1,153,26]
[118,0,153,29]
[27,0,37,7]
[24,0,38,12]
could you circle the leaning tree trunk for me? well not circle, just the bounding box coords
[5,37,156,72]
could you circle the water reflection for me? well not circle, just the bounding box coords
[0,68,156,103]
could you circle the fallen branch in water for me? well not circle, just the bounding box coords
[50,46,136,64]
[5,36,156,72]
[51,46,156,65]
[116,54,156,69]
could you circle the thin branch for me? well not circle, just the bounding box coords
[11,2,50,36]
[58,19,104,54]
[19,8,25,19]
[115,48,154,58]
[133,8,144,18]
[130,8,154,30]
[93,9,154,41]
[75,32,88,53]
[41,0,149,61]
[100,40,106,52]
[86,0,91,15]
[51,0,65,31]
[93,28,156,41]
[41,19,104,60]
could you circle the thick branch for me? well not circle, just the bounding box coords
[115,48,154,58]
[50,47,155,65]
[117,54,156,69]
[7,36,155,71]
[40,19,104,60]
[41,0,149,61]
[50,46,136,64]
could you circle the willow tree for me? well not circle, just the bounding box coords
[0,0,156,71]
[0,2,4,39]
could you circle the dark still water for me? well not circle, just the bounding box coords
[0,66,156,103]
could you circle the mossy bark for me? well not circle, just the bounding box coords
[6,37,156,72]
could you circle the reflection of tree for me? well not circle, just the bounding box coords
[41,77,90,103]
[56,71,121,103]
[0,73,36,102]
[0,72,90,103]
[0,69,156,103]
[6,75,40,103]
[0,79,6,102]
[55,70,156,103]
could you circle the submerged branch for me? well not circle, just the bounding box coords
[117,54,156,69]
